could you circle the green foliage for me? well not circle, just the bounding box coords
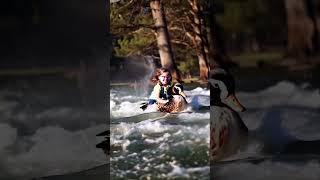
[111,0,199,76]
[232,51,283,67]
[113,28,154,57]
[216,0,268,34]
[215,0,286,48]
[177,57,199,77]
[110,0,287,75]
[216,2,246,33]
[111,0,155,57]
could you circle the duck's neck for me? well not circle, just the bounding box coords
[211,98,234,111]
[211,98,225,107]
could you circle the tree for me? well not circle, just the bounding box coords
[305,0,320,54]
[150,0,181,82]
[110,0,182,81]
[284,0,315,58]
[204,0,236,71]
[110,0,156,56]
[188,0,210,80]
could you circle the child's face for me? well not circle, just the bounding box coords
[159,72,171,85]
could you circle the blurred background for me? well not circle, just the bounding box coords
[0,0,109,179]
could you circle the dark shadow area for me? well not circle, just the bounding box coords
[246,105,320,155]
[1,0,106,68]
[233,64,320,91]
[0,0,110,179]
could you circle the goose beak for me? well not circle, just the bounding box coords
[179,91,187,98]
[224,94,246,112]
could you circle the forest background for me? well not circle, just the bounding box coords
[110,0,320,84]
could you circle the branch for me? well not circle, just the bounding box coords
[185,31,195,41]
[127,27,154,36]
[115,0,135,13]
[112,24,155,30]
[168,26,185,31]
[171,39,192,47]
[187,0,194,7]
[167,26,195,42]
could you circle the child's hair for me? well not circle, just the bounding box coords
[151,67,172,84]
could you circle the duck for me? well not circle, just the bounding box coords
[156,94,188,113]
[209,68,248,162]
[140,90,188,113]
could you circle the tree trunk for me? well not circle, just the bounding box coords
[150,0,181,82]
[204,0,236,71]
[189,0,209,80]
[307,0,320,53]
[284,0,315,58]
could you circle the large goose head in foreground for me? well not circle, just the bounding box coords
[209,68,248,162]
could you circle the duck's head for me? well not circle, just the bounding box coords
[209,68,246,112]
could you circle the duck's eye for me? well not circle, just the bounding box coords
[212,83,219,88]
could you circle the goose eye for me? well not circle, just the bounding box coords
[212,83,219,88]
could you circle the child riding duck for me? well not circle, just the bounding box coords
[140,68,187,113]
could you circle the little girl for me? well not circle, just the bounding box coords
[140,68,186,111]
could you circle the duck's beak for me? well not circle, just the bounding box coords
[223,94,246,112]
[179,91,187,98]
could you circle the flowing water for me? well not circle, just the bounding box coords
[110,84,210,179]
[111,81,320,180]
[0,78,106,179]
[1,76,319,179]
